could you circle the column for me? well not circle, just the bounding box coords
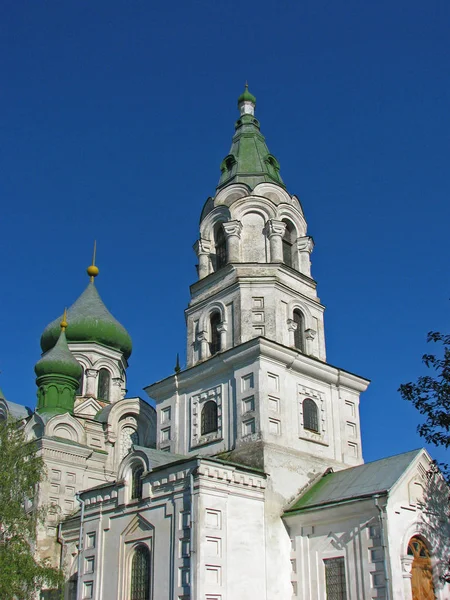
[265,220,286,263]
[193,239,211,279]
[287,318,297,347]
[196,331,209,360]
[222,220,242,263]
[85,369,98,397]
[400,556,413,600]
[217,322,228,351]
[305,328,317,357]
[297,236,314,276]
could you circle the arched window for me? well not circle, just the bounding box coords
[120,426,139,461]
[303,398,319,433]
[407,536,435,599]
[97,369,111,401]
[293,310,304,352]
[130,545,151,600]
[76,365,84,396]
[215,224,227,270]
[131,465,144,500]
[282,220,295,267]
[209,312,221,355]
[201,400,218,435]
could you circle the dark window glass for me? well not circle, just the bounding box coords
[324,557,347,600]
[201,400,218,435]
[293,310,304,352]
[130,545,150,600]
[76,366,84,395]
[303,398,319,433]
[282,221,295,267]
[209,312,221,355]
[215,225,227,270]
[98,369,110,401]
[131,466,144,500]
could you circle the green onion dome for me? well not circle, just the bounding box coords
[238,83,256,105]
[35,329,82,381]
[40,282,133,359]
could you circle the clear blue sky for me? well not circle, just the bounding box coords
[1,1,449,466]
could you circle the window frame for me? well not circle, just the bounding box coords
[303,398,319,433]
[201,400,218,436]
[97,368,111,402]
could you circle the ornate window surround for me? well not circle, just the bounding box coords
[298,385,328,446]
[191,386,223,448]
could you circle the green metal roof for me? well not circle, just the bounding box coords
[216,89,285,192]
[285,449,423,514]
[35,329,83,380]
[41,282,132,359]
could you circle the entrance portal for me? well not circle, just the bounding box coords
[408,536,435,600]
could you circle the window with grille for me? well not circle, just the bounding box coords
[131,465,144,500]
[303,398,319,433]
[130,545,150,600]
[215,225,227,270]
[97,369,111,401]
[293,310,304,352]
[209,312,221,355]
[324,557,347,600]
[201,400,218,435]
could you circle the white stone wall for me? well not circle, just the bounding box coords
[61,457,266,600]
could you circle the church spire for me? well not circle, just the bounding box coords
[217,85,285,192]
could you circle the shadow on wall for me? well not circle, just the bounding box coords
[420,467,450,589]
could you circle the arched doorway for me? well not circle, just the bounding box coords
[407,536,435,600]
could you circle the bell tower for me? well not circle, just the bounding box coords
[146,87,369,503]
[188,85,324,368]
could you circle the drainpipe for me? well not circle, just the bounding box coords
[190,471,196,600]
[76,494,85,600]
[374,495,391,600]
[57,522,65,576]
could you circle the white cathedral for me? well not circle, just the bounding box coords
[1,86,449,600]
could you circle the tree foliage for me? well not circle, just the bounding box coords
[0,418,62,599]
[399,331,450,481]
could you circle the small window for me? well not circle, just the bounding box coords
[86,532,96,549]
[97,369,111,401]
[324,557,347,600]
[201,401,218,436]
[130,545,151,600]
[215,225,227,270]
[282,220,295,267]
[303,398,319,433]
[131,465,144,500]
[76,365,84,395]
[209,312,221,355]
[293,310,304,352]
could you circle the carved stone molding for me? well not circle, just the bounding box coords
[287,318,298,332]
[86,369,99,379]
[265,219,286,239]
[297,236,314,253]
[401,556,413,578]
[305,328,317,341]
[222,220,243,238]
[193,238,211,255]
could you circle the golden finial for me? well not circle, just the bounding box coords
[60,308,68,331]
[87,240,99,282]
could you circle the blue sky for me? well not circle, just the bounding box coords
[1,0,449,466]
